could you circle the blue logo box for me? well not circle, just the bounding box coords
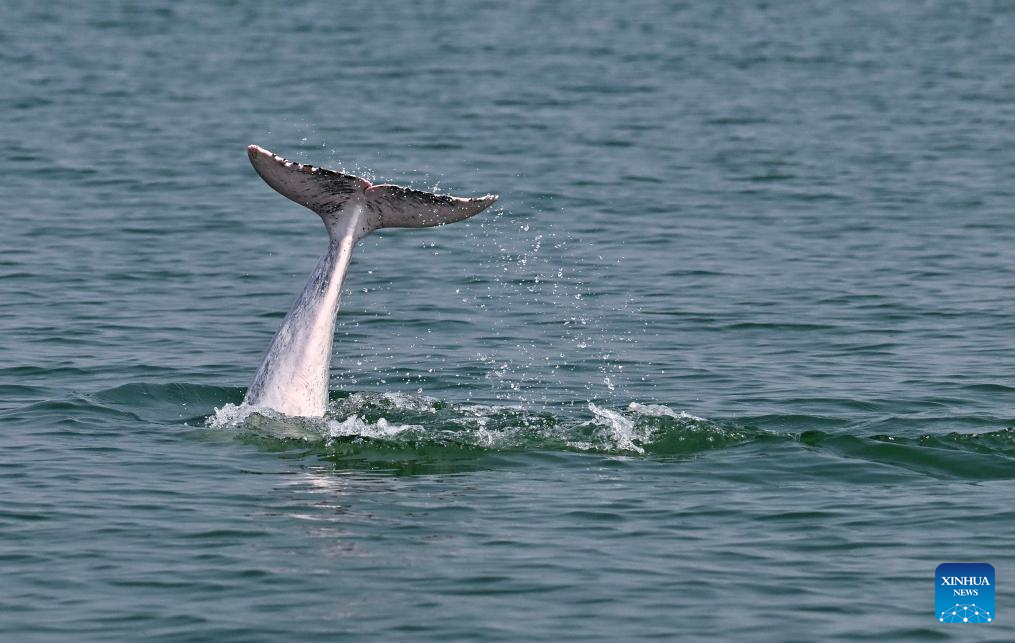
[936,563,995,624]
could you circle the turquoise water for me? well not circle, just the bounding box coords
[3,1,1015,639]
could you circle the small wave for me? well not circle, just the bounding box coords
[800,428,1015,480]
[151,388,1015,480]
[21,381,1015,479]
[206,393,754,458]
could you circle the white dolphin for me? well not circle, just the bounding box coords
[243,145,497,417]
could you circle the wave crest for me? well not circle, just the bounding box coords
[206,393,751,457]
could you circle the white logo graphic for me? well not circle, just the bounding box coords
[939,604,992,623]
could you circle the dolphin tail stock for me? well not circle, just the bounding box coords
[241,145,498,418]
[246,144,498,239]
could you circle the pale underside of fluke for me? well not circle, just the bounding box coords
[242,145,498,417]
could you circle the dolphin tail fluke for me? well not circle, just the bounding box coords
[366,184,498,229]
[247,145,498,233]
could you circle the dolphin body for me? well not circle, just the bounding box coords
[243,145,497,417]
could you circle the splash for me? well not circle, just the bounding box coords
[204,392,1015,479]
[206,392,753,457]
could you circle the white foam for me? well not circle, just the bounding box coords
[207,392,718,455]
[588,402,645,454]
[324,415,419,441]
[206,402,255,428]
[627,402,704,422]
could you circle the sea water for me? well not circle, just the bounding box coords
[2,1,1015,639]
